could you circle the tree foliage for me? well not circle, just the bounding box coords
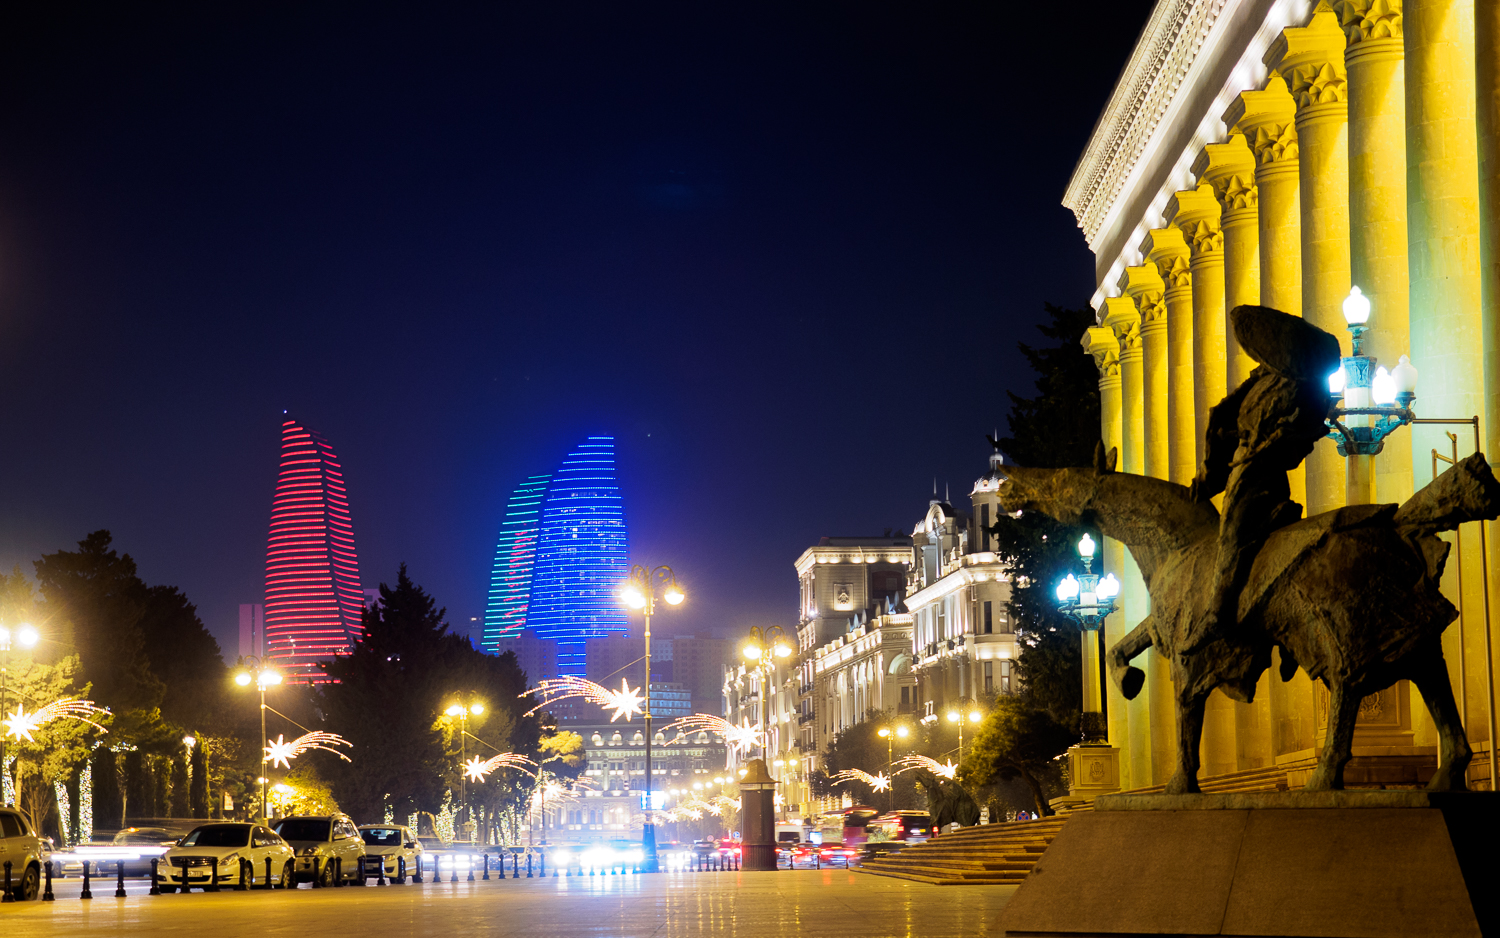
[959,695,1074,817]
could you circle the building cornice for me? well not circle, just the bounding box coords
[1063,0,1233,246]
[904,559,1008,611]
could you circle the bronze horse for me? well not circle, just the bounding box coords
[997,444,1496,793]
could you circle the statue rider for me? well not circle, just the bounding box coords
[1183,305,1342,653]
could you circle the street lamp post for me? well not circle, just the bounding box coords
[1055,534,1119,743]
[877,723,909,810]
[741,626,793,761]
[233,656,282,819]
[620,563,685,873]
[0,621,39,804]
[945,698,983,766]
[445,700,485,843]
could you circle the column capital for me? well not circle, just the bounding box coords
[1141,228,1192,292]
[1100,297,1143,357]
[1193,133,1259,223]
[1081,325,1121,380]
[1165,183,1223,260]
[1265,3,1349,119]
[1330,0,1402,47]
[1117,264,1167,334]
[1225,75,1300,172]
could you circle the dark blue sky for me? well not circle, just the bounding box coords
[0,2,1152,655]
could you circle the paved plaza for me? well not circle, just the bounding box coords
[4,871,1017,938]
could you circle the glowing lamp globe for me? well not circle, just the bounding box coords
[1328,366,1347,395]
[969,710,982,723]
[663,585,685,605]
[1392,355,1418,395]
[1371,366,1397,405]
[1077,534,1096,559]
[742,644,763,661]
[445,704,465,717]
[773,641,793,658]
[17,624,38,648]
[1343,285,1371,325]
[470,702,485,716]
[235,672,253,687]
[621,587,647,609]
[896,726,909,738]
[1056,574,1080,602]
[1098,573,1121,600]
[878,727,891,738]
[262,670,282,686]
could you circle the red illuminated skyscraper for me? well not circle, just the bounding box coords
[263,418,365,683]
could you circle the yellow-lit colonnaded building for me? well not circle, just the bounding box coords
[1064,0,1500,790]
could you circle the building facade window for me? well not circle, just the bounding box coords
[983,660,993,694]
[983,601,993,635]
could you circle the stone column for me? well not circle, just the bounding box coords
[1144,228,1197,487]
[1226,76,1308,514]
[1407,0,1488,761]
[1083,325,1133,785]
[1101,298,1145,478]
[1335,0,1412,508]
[1167,183,1226,473]
[1269,3,1351,517]
[1481,0,1500,787]
[1119,263,1170,481]
[1195,134,1260,392]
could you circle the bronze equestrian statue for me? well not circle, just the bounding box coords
[997,305,1498,794]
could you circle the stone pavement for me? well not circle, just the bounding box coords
[3,870,1018,938]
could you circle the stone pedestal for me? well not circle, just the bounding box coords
[1066,743,1121,799]
[738,758,777,871]
[997,791,1493,938]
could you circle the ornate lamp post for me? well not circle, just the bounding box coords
[741,626,793,761]
[1055,534,1119,742]
[945,697,984,765]
[1326,286,1419,506]
[445,699,485,842]
[0,621,39,804]
[620,564,685,873]
[233,656,282,819]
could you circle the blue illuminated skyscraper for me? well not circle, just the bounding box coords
[526,436,630,675]
[482,473,552,653]
[483,436,629,675]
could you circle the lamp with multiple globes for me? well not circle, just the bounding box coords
[232,656,282,817]
[1326,286,1419,456]
[445,699,485,842]
[877,723,911,791]
[945,697,984,766]
[1055,535,1118,743]
[617,563,686,873]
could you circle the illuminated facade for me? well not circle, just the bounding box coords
[1065,0,1500,790]
[481,473,552,652]
[525,436,630,676]
[263,418,364,684]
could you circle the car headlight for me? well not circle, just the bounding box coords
[221,853,241,866]
[299,847,319,857]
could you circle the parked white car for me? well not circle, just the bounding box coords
[273,814,366,885]
[0,806,48,900]
[159,823,294,891]
[357,824,422,879]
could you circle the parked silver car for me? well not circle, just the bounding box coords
[0,807,49,900]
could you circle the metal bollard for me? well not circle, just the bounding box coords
[541,852,547,878]
[481,854,489,881]
[263,856,273,890]
[450,858,458,884]
[525,852,532,878]
[175,858,190,892]
[209,859,220,893]
[814,851,820,870]
[81,859,93,899]
[2,860,11,903]
[117,861,128,897]
[150,858,160,895]
[396,856,406,885]
[335,857,345,887]
[377,857,387,886]
[412,854,423,884]
[466,856,474,883]
[311,856,322,888]
[350,857,365,887]
[512,852,519,879]
[43,861,55,901]
[236,859,249,892]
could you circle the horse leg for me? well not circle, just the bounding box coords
[1165,690,1206,794]
[1307,679,1360,790]
[1108,619,1153,700]
[1409,645,1472,791]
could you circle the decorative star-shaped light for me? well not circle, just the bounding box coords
[894,754,959,779]
[3,699,109,742]
[264,731,353,769]
[464,756,490,782]
[830,768,890,791]
[523,676,643,722]
[661,713,761,754]
[464,752,538,783]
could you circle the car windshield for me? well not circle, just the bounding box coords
[274,819,331,842]
[180,825,251,848]
[360,828,404,847]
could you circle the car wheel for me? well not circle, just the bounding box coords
[15,864,40,901]
[282,861,295,888]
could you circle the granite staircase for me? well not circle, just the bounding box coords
[856,767,1289,885]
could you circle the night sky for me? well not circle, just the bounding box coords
[0,3,1153,655]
